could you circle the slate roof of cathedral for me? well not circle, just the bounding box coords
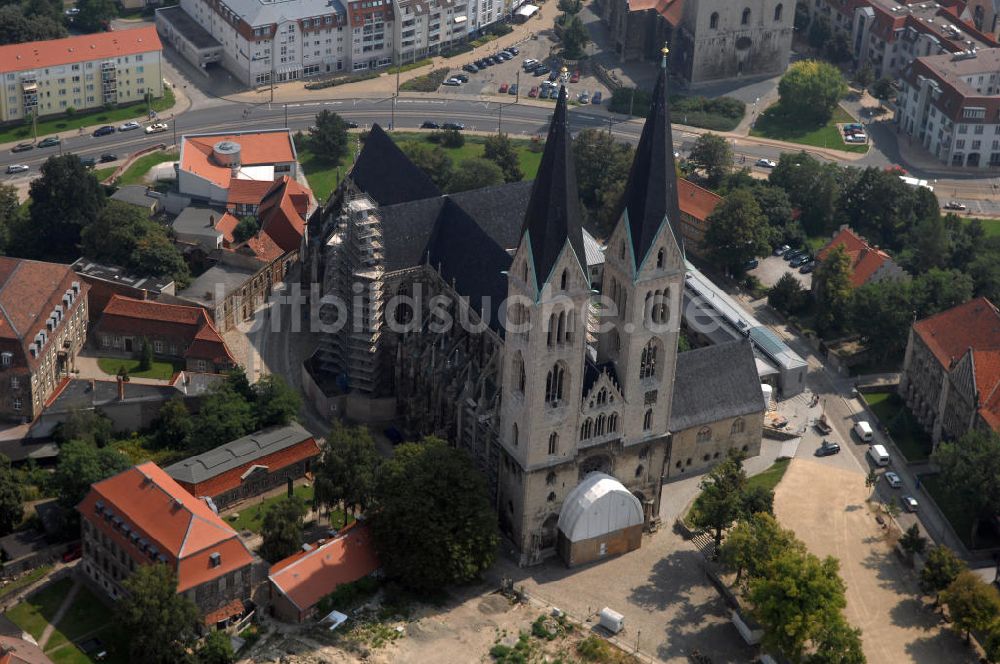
[670,339,765,431]
[350,124,441,206]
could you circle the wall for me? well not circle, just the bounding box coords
[557,523,642,567]
[666,413,763,479]
[269,583,304,623]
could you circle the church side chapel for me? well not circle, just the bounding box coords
[305,51,766,567]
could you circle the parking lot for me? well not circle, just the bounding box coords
[435,34,610,104]
[749,253,813,289]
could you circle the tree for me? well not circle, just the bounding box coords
[561,13,590,59]
[138,338,154,372]
[483,133,524,183]
[117,564,199,664]
[260,495,308,563]
[824,32,853,64]
[864,469,879,499]
[807,15,831,49]
[813,244,853,334]
[0,183,18,254]
[572,129,634,235]
[132,232,191,286]
[557,0,580,12]
[447,158,505,193]
[750,184,801,245]
[400,143,452,190]
[0,5,66,45]
[871,78,894,107]
[253,374,301,429]
[149,398,194,450]
[748,550,848,663]
[898,524,927,564]
[719,512,804,589]
[21,155,105,261]
[778,60,848,124]
[0,455,23,536]
[80,201,188,284]
[903,215,951,271]
[854,66,874,88]
[189,384,254,453]
[430,129,464,148]
[848,278,915,363]
[985,621,1000,664]
[768,273,808,316]
[703,189,771,274]
[309,110,350,165]
[233,216,259,244]
[769,152,843,236]
[52,440,129,510]
[314,422,380,525]
[920,545,967,605]
[740,484,775,518]
[794,1,811,32]
[75,0,116,32]
[371,438,498,591]
[805,617,866,664]
[941,570,1000,642]
[197,629,235,664]
[688,133,732,187]
[913,268,973,317]
[835,167,936,251]
[53,408,114,447]
[690,450,748,552]
[932,430,1000,548]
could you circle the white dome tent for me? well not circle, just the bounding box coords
[556,473,644,567]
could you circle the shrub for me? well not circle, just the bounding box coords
[400,67,451,92]
[428,129,464,148]
[304,71,379,90]
[314,575,381,616]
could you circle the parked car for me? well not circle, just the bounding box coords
[454,73,469,82]
[78,638,107,661]
[475,59,488,68]
[118,120,141,132]
[5,164,29,174]
[99,153,117,163]
[508,84,518,95]
[591,91,602,105]
[944,200,967,211]
[535,65,551,76]
[420,121,441,129]
[523,58,538,69]
[884,471,902,488]
[64,7,80,15]
[816,440,841,456]
[783,249,804,262]
[62,543,82,562]
[442,122,465,130]
[774,244,791,256]
[506,46,519,55]
[345,120,359,129]
[10,142,34,153]
[546,69,558,81]
[578,91,590,104]
[92,125,115,137]
[743,258,759,271]
[901,495,919,512]
[145,122,169,134]
[443,78,462,86]
[80,157,96,168]
[538,87,551,99]
[486,56,499,65]
[799,262,815,274]
[755,157,776,168]
[498,82,509,93]
[790,254,811,267]
[570,70,580,83]
[528,86,539,98]
[463,63,479,73]
[37,136,61,148]
[814,415,833,435]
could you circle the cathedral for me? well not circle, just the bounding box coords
[304,62,765,566]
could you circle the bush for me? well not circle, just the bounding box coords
[486,22,513,37]
[609,87,651,116]
[400,67,451,92]
[314,575,381,616]
[440,42,474,58]
[304,71,379,90]
[386,58,433,74]
[428,129,464,148]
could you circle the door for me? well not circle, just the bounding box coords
[124,338,133,353]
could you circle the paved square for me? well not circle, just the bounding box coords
[774,458,976,664]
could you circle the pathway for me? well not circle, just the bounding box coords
[37,579,79,650]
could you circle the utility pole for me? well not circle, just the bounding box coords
[270,58,275,103]
[515,69,520,103]
[284,102,288,128]
[172,116,177,147]
[392,48,400,131]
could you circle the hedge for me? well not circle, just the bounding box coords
[400,67,451,92]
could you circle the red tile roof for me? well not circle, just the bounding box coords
[227,180,276,208]
[269,523,379,614]
[180,131,295,190]
[626,0,684,24]
[677,178,721,222]
[974,349,1000,430]
[78,462,256,593]
[816,227,894,288]
[257,177,310,254]
[95,295,236,366]
[202,597,247,627]
[214,212,239,246]
[0,634,53,664]
[0,26,161,75]
[238,231,286,263]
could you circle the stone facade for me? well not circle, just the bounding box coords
[666,413,762,479]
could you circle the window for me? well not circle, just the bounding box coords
[580,418,592,440]
[560,269,568,290]
[732,418,745,434]
[595,413,606,436]
[153,340,163,353]
[512,423,518,447]
[546,471,556,485]
[545,364,565,404]
[774,3,782,21]
[513,353,525,393]
[547,491,556,502]
[697,426,711,443]
[643,409,653,430]
[196,360,208,372]
[635,464,644,477]
[710,11,719,29]
[742,7,750,24]
[12,397,21,412]
[639,340,658,379]
[656,248,664,269]
[548,432,558,455]
[9,377,17,390]
[0,352,10,366]
[608,412,618,433]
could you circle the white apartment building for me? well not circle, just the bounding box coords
[804,0,997,81]
[468,0,506,35]
[0,27,163,123]
[346,0,395,71]
[160,0,349,87]
[896,48,1000,168]
[394,0,468,62]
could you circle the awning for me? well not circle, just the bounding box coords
[516,4,539,17]
[454,15,467,23]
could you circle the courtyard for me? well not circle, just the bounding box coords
[773,458,976,664]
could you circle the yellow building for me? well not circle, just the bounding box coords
[0,26,164,123]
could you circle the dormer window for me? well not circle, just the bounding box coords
[0,353,10,367]
[209,552,222,567]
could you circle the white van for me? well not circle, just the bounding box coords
[868,444,890,467]
[853,421,874,442]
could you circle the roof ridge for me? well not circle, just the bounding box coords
[0,261,26,339]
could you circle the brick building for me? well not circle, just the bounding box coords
[92,295,236,373]
[165,423,320,509]
[78,462,261,629]
[814,226,906,291]
[0,258,89,423]
[899,297,1000,445]
[71,258,175,322]
[268,523,379,623]
[675,178,722,257]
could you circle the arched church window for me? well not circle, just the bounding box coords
[656,248,665,269]
[774,3,782,21]
[643,409,653,431]
[513,353,525,393]
[546,471,557,485]
[596,413,606,436]
[742,7,751,24]
[512,423,519,447]
[547,491,556,502]
[635,464,644,478]
[545,364,565,404]
[710,11,719,29]
[581,419,592,440]
[640,340,658,379]
[548,432,558,455]
[697,426,712,443]
[619,241,626,260]
[608,412,619,433]
[560,269,568,291]
[732,418,745,435]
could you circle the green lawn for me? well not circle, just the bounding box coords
[92,166,116,182]
[96,357,185,380]
[297,146,350,203]
[751,105,868,154]
[862,391,932,462]
[0,565,52,601]
[0,88,175,144]
[116,150,179,186]
[392,132,544,180]
[4,577,71,640]
[964,217,1000,237]
[227,484,314,533]
[922,474,1000,551]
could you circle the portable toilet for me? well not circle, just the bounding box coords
[599,607,625,634]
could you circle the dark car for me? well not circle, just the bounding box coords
[506,46,519,55]
[535,65,551,76]
[592,91,603,105]
[799,262,815,274]
[463,63,479,73]
[783,249,804,262]
[496,52,511,61]
[743,258,759,271]
[508,84,518,95]
[421,121,441,129]
[475,59,488,68]
[548,70,559,82]
[99,153,117,163]
[790,254,811,267]
[346,120,359,128]
[80,157,96,168]
[454,73,469,82]
[37,136,61,148]
[538,87,551,99]
[11,142,34,153]
[384,427,405,446]
[442,122,465,130]
[816,441,841,457]
[486,56,499,65]
[79,638,107,661]
[92,125,115,137]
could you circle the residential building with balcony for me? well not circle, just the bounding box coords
[0,259,88,423]
[896,47,1000,168]
[160,0,349,87]
[393,0,468,62]
[0,27,163,123]
[347,0,395,71]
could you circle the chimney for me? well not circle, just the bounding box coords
[209,214,216,228]
[117,376,125,401]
